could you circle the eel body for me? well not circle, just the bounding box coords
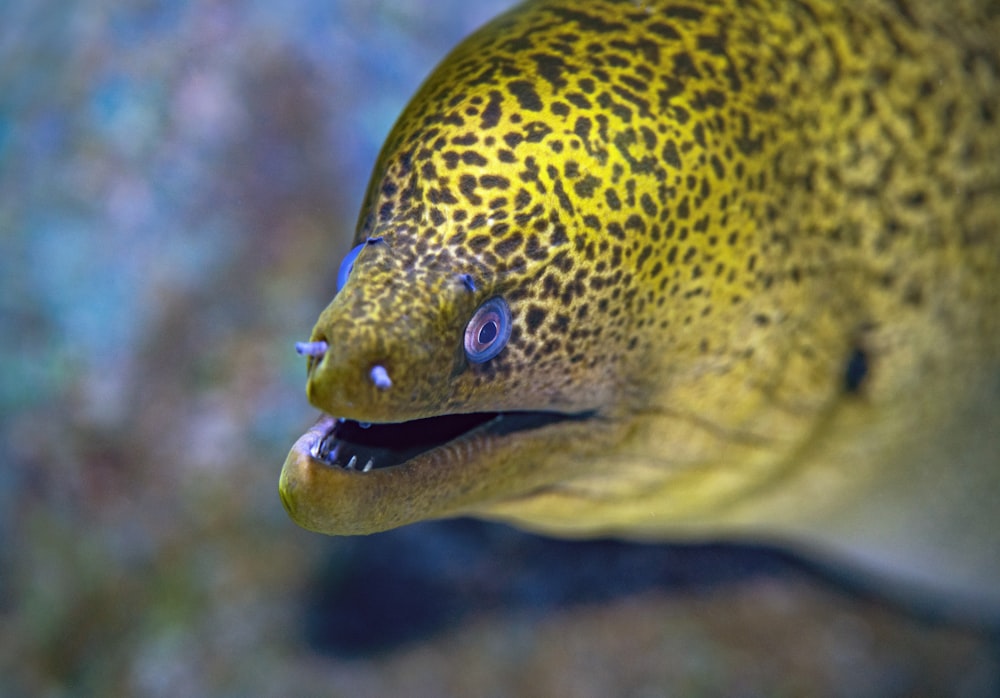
[280,0,1000,615]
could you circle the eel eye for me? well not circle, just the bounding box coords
[464,297,511,363]
[336,243,365,292]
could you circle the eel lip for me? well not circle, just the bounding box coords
[289,414,338,464]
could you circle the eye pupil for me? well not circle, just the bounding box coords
[478,321,497,345]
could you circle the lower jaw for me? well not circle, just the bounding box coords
[278,414,503,535]
[278,409,603,535]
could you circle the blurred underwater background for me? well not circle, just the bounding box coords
[1,0,998,695]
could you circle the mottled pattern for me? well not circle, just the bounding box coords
[283,0,1000,611]
[303,0,998,417]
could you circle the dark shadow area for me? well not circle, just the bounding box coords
[301,518,882,657]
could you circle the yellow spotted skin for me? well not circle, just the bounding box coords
[281,0,1000,614]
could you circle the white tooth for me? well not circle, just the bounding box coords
[359,422,371,429]
[362,458,374,472]
[328,444,340,463]
[346,455,358,470]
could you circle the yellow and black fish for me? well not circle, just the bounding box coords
[281,0,1000,615]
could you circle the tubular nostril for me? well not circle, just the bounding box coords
[370,364,392,390]
[296,340,329,357]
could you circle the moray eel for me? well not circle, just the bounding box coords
[280,0,1000,613]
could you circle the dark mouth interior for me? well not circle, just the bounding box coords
[311,411,584,472]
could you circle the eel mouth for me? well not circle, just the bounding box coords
[308,410,589,473]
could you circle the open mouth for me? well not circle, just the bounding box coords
[310,411,591,473]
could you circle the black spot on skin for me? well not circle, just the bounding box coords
[551,7,626,34]
[640,193,657,217]
[647,21,681,41]
[462,151,489,166]
[755,92,777,111]
[525,306,547,333]
[514,189,532,209]
[844,347,869,393]
[658,78,684,108]
[904,282,924,306]
[664,5,704,21]
[574,174,601,198]
[981,100,995,124]
[695,89,727,110]
[551,177,576,215]
[479,90,503,131]
[693,122,707,148]
[504,131,524,149]
[607,222,626,241]
[524,121,554,143]
[636,244,652,269]
[567,92,593,110]
[625,213,646,233]
[599,91,634,122]
[495,232,524,257]
[459,174,481,204]
[551,223,570,246]
[508,79,544,111]
[469,235,491,251]
[696,33,726,57]
[662,139,682,169]
[480,174,511,189]
[676,196,690,220]
[735,112,764,154]
[672,51,701,79]
[532,53,569,90]
[525,235,548,261]
[552,250,574,275]
[709,154,726,179]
